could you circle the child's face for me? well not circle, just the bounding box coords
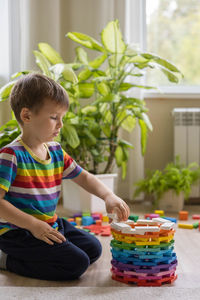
[25,99,68,143]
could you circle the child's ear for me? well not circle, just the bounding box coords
[20,108,32,124]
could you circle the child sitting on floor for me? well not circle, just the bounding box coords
[0,73,130,281]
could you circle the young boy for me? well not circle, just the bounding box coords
[0,73,130,281]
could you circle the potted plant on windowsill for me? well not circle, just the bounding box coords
[134,156,200,212]
[0,20,182,214]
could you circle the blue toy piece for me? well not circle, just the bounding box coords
[162,217,177,223]
[69,221,77,226]
[82,216,94,226]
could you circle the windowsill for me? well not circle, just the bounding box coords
[143,86,200,99]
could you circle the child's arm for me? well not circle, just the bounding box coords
[0,188,66,245]
[72,169,130,221]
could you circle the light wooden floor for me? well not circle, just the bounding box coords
[0,203,200,289]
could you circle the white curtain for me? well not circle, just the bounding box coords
[2,0,145,201]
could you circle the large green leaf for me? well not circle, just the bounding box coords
[66,32,104,52]
[101,20,126,54]
[121,115,137,132]
[141,53,181,74]
[83,128,96,145]
[33,50,52,78]
[89,54,107,68]
[115,145,123,166]
[161,69,179,83]
[81,106,97,114]
[11,71,31,79]
[78,68,92,81]
[97,82,110,96]
[0,81,17,102]
[139,119,147,156]
[128,55,149,64]
[62,124,80,149]
[78,83,95,98]
[76,47,88,64]
[38,43,64,64]
[50,64,78,83]
[141,113,153,131]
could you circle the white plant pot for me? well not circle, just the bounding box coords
[158,190,184,212]
[62,173,117,215]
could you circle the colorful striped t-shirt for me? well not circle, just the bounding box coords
[0,138,82,235]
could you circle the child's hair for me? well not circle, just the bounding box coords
[10,73,69,125]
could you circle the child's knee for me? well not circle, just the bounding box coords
[62,250,90,280]
[89,237,102,264]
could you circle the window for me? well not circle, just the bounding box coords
[145,0,200,93]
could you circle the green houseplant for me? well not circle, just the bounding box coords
[0,20,182,178]
[0,20,182,213]
[134,156,200,211]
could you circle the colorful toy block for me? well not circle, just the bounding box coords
[145,214,159,220]
[179,211,188,221]
[154,210,164,217]
[192,214,200,220]
[83,224,111,236]
[193,222,199,229]
[128,215,139,222]
[162,217,177,223]
[75,217,82,226]
[82,216,94,226]
[95,220,102,226]
[110,218,177,286]
[178,224,193,229]
[102,216,109,223]
[67,218,75,222]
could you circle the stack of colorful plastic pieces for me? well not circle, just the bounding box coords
[110,218,177,286]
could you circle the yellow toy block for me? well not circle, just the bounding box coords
[102,216,109,223]
[178,223,193,229]
[154,210,164,216]
[75,217,82,226]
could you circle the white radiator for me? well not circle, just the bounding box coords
[173,108,200,198]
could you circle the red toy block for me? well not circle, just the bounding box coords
[179,211,188,221]
[95,220,102,226]
[192,214,200,220]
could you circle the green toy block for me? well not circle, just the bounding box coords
[193,222,199,229]
[82,228,90,232]
[82,212,91,217]
[128,215,139,222]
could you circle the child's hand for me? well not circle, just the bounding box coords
[104,193,130,222]
[28,219,66,245]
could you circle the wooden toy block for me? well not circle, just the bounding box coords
[134,226,160,234]
[178,223,193,229]
[92,212,103,220]
[179,211,188,221]
[83,212,91,217]
[160,223,175,230]
[102,216,109,223]
[137,219,158,225]
[152,217,171,224]
[162,217,177,223]
[96,220,102,226]
[126,220,135,225]
[82,216,94,226]
[193,222,199,229]
[154,210,164,216]
[128,215,139,222]
[192,214,200,220]
[75,217,82,226]
[111,222,132,232]
[67,218,74,222]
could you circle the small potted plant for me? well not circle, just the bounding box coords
[134,156,200,212]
